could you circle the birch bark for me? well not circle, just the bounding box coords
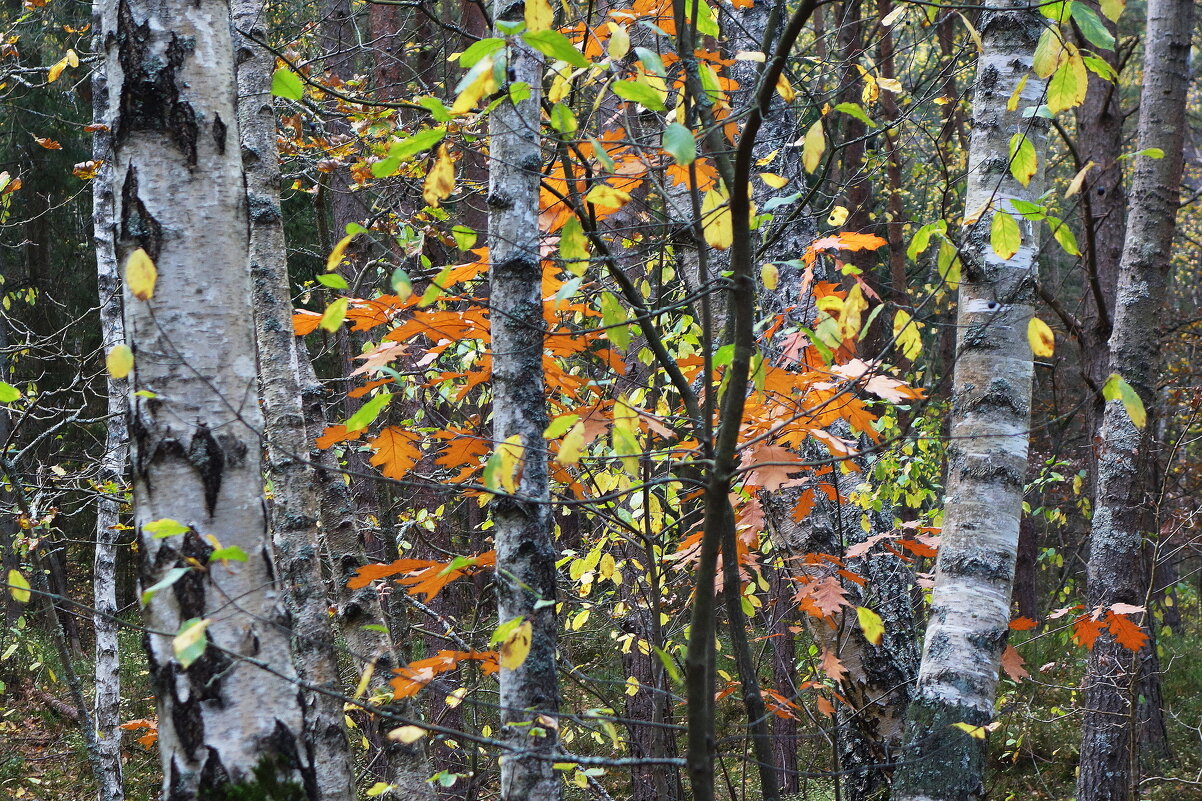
[892,3,1049,799]
[231,6,360,800]
[487,8,560,799]
[102,0,317,794]
[1077,0,1195,797]
[90,20,126,800]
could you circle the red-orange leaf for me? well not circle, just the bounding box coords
[1000,645,1029,682]
[1105,611,1149,652]
[369,426,422,481]
[293,310,322,335]
[1009,616,1038,631]
[1072,614,1105,650]
[315,424,362,450]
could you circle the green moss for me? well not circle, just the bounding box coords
[200,755,308,801]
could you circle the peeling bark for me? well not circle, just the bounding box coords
[102,0,318,794]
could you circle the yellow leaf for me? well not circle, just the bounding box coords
[423,144,455,207]
[893,309,922,360]
[106,344,134,379]
[125,248,157,301]
[525,0,553,31]
[1066,161,1095,197]
[759,172,788,189]
[952,722,987,740]
[760,263,779,291]
[387,725,427,744]
[585,183,631,211]
[856,606,884,645]
[556,421,586,466]
[827,205,849,227]
[775,74,796,103]
[990,210,1021,261]
[7,570,30,604]
[956,11,984,53]
[1028,317,1055,357]
[599,553,616,579]
[876,76,903,94]
[451,55,497,114]
[840,283,867,341]
[327,232,356,272]
[607,22,630,61]
[319,297,348,332]
[499,619,533,670]
[354,660,377,699]
[611,397,640,475]
[365,783,394,797]
[801,120,825,174]
[47,50,77,83]
[624,676,640,696]
[497,434,524,494]
[701,185,732,250]
[172,618,211,668]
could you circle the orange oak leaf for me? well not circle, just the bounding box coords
[1000,645,1029,682]
[1072,614,1105,650]
[819,648,847,682]
[1104,611,1149,652]
[744,444,806,491]
[293,310,322,335]
[369,426,422,481]
[316,424,363,450]
[1008,617,1038,631]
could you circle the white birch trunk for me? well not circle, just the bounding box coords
[1077,0,1195,798]
[90,25,127,799]
[893,4,1049,799]
[101,0,316,795]
[488,8,560,799]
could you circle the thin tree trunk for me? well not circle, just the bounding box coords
[232,6,359,800]
[487,5,559,799]
[1077,0,1194,797]
[893,2,1049,798]
[90,22,126,798]
[101,0,322,793]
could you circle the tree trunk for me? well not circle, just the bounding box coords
[90,25,127,800]
[1077,0,1194,797]
[893,2,1049,798]
[487,6,559,799]
[101,0,321,793]
[232,7,361,800]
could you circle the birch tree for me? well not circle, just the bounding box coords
[101,0,319,794]
[487,4,559,800]
[1078,0,1195,797]
[893,2,1050,798]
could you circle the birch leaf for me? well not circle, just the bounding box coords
[144,518,189,539]
[1028,318,1055,357]
[856,607,884,645]
[327,233,356,271]
[701,186,732,249]
[607,22,630,60]
[1032,28,1062,78]
[346,392,392,433]
[1008,134,1037,187]
[140,567,191,606]
[173,618,211,669]
[1047,52,1088,113]
[662,123,696,166]
[498,619,533,670]
[801,120,825,174]
[990,211,1021,260]
[524,0,553,32]
[1066,161,1095,197]
[1100,0,1124,21]
[585,183,631,211]
[423,145,455,207]
[555,421,587,466]
[7,570,30,604]
[106,343,133,377]
[952,722,987,739]
[1102,373,1146,428]
[47,50,78,83]
[319,297,348,332]
[388,726,427,744]
[271,68,304,101]
[126,248,157,300]
[0,383,18,403]
[893,309,922,359]
[559,216,590,275]
[760,263,779,290]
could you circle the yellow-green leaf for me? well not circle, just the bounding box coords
[499,619,533,670]
[701,185,732,250]
[990,210,1021,261]
[612,397,640,475]
[7,570,30,605]
[1047,51,1087,113]
[144,518,190,539]
[106,345,134,379]
[856,606,884,646]
[126,248,157,301]
[1008,134,1037,187]
[173,618,211,669]
[1100,0,1124,21]
[801,119,825,174]
[560,216,590,276]
[1028,317,1055,357]
[1032,28,1063,79]
[893,309,922,360]
[1102,373,1147,428]
[556,421,587,466]
[319,297,348,332]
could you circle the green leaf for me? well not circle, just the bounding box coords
[633,47,666,77]
[345,392,392,433]
[662,122,696,165]
[559,215,590,275]
[690,0,718,36]
[550,102,577,133]
[141,567,191,606]
[1069,2,1115,49]
[209,546,248,563]
[543,414,581,439]
[319,297,348,332]
[389,128,447,162]
[612,80,665,111]
[1047,53,1087,113]
[906,220,945,260]
[833,102,876,127]
[7,570,30,605]
[460,37,505,68]
[653,646,682,686]
[316,273,349,289]
[1102,374,1147,428]
[144,518,190,539]
[1008,133,1037,187]
[452,225,477,250]
[600,292,630,349]
[173,618,211,669]
[270,68,304,101]
[417,95,452,122]
[522,30,589,68]
[990,210,1021,261]
[1046,215,1081,255]
[0,382,20,403]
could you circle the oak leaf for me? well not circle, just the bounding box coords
[369,427,422,481]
